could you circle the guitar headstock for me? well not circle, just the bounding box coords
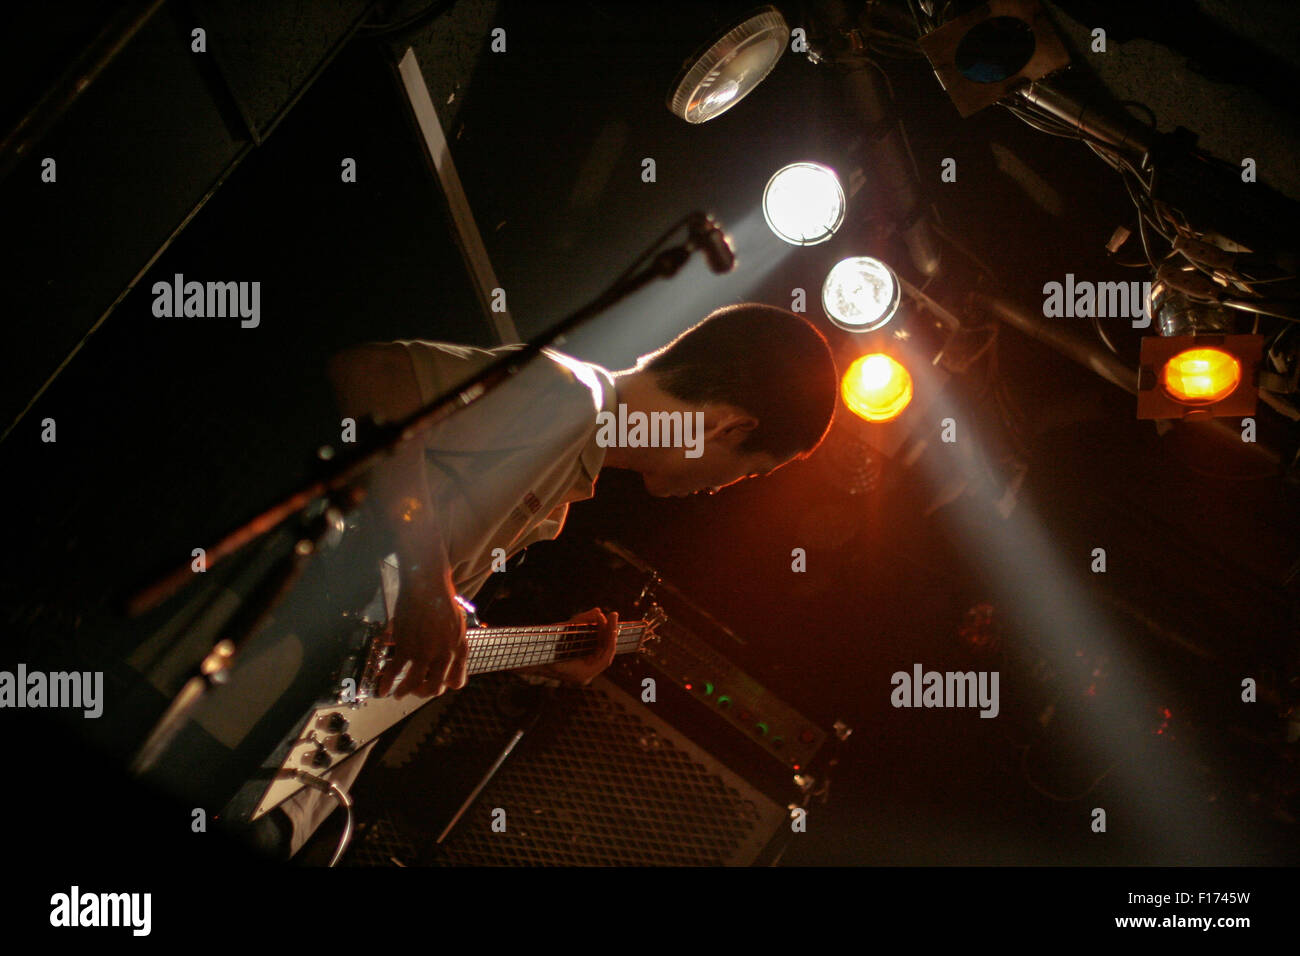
[636,603,667,650]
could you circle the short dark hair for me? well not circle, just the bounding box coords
[636,303,837,461]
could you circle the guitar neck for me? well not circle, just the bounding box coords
[465,621,649,676]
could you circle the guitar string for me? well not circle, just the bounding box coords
[376,623,646,672]
[465,634,645,673]
[466,627,645,667]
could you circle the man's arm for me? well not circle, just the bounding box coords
[326,344,467,699]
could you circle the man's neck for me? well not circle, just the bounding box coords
[601,370,666,472]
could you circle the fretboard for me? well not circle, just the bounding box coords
[465,621,649,675]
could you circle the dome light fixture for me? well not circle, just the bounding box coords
[762,162,846,246]
[667,6,789,125]
[822,256,901,332]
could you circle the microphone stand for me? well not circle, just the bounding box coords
[127,213,731,774]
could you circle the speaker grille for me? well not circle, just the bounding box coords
[345,673,787,866]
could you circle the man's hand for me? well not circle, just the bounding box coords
[530,607,619,686]
[378,574,468,700]
[330,343,467,700]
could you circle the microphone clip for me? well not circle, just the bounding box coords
[687,212,736,274]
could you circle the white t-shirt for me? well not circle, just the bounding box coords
[397,340,616,601]
[279,341,616,855]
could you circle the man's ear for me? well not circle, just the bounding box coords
[703,406,758,446]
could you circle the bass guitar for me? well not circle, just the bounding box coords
[235,561,662,821]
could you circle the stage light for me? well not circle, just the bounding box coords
[762,162,845,246]
[667,6,789,124]
[1136,333,1263,419]
[822,256,901,332]
[917,0,1070,118]
[1161,347,1241,405]
[841,353,913,423]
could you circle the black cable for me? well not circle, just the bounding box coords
[1021,742,1117,802]
[1118,99,1157,129]
[361,0,457,36]
[1131,193,1159,270]
[1003,103,1079,140]
[930,220,998,280]
[1223,299,1300,325]
[905,0,931,36]
[1090,313,1121,355]
[608,214,693,290]
[865,27,927,59]
[868,42,927,60]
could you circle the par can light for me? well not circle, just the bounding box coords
[1161,347,1242,405]
[822,256,901,332]
[1136,333,1263,419]
[841,353,913,423]
[762,162,845,246]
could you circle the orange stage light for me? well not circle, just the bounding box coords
[1136,333,1263,419]
[841,353,913,423]
[1160,347,1242,404]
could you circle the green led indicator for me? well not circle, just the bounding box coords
[717,695,731,707]
[755,722,769,736]
[704,682,714,695]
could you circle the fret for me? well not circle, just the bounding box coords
[463,623,646,676]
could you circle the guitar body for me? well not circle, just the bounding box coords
[217,554,658,823]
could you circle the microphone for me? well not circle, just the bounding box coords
[688,212,736,274]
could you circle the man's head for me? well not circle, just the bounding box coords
[607,303,837,497]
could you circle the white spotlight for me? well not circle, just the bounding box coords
[667,6,790,125]
[762,162,845,246]
[822,256,900,332]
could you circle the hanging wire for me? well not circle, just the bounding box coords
[360,0,458,37]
